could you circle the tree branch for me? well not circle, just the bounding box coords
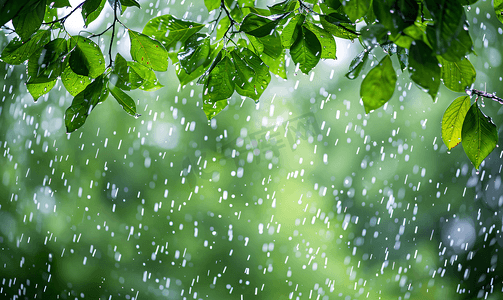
[42,1,86,25]
[467,89,503,105]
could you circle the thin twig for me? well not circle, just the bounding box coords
[42,1,86,25]
[467,88,503,104]
[108,0,119,68]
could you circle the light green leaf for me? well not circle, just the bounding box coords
[280,14,305,47]
[261,51,287,79]
[178,33,211,74]
[129,30,169,72]
[61,67,92,96]
[128,61,163,91]
[230,48,271,101]
[0,30,50,65]
[110,86,140,117]
[258,30,283,58]
[304,21,336,59]
[142,15,205,51]
[360,55,397,113]
[320,13,358,40]
[440,57,476,92]
[204,0,220,11]
[204,100,228,120]
[12,0,46,41]
[461,103,498,169]
[346,50,368,79]
[290,26,321,74]
[441,96,471,150]
[216,16,231,40]
[27,80,56,101]
[408,41,440,100]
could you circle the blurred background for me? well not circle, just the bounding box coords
[1,0,502,299]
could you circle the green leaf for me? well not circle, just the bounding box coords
[129,30,169,72]
[258,30,283,58]
[109,86,140,117]
[261,51,287,79]
[128,61,163,91]
[439,57,476,92]
[203,56,235,102]
[178,33,211,74]
[268,0,297,14]
[461,103,498,169]
[243,6,272,16]
[28,38,68,83]
[342,0,371,22]
[240,13,288,38]
[397,46,408,70]
[111,53,132,90]
[424,0,472,60]
[12,0,46,41]
[290,26,321,74]
[27,80,56,101]
[203,100,228,120]
[176,42,222,86]
[204,0,221,11]
[408,41,440,100]
[441,95,471,150]
[216,16,231,40]
[230,48,271,101]
[360,55,397,113]
[65,75,108,132]
[496,0,503,24]
[346,50,368,79]
[68,36,106,78]
[142,15,205,51]
[360,24,388,49]
[0,0,37,27]
[304,22,336,59]
[0,30,50,65]
[120,0,140,8]
[320,13,358,40]
[51,0,71,7]
[280,14,305,47]
[61,67,92,96]
[82,0,106,26]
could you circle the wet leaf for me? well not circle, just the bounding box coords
[231,48,271,101]
[178,33,211,74]
[281,14,305,47]
[304,22,336,59]
[346,50,368,79]
[142,15,205,51]
[258,30,283,59]
[260,50,287,79]
[203,99,228,120]
[0,30,51,65]
[129,30,169,72]
[28,38,68,83]
[461,103,498,169]
[120,0,140,8]
[110,86,140,117]
[128,61,163,91]
[204,0,220,11]
[343,0,370,22]
[408,41,440,100]
[360,55,397,113]
[82,0,106,26]
[290,26,321,74]
[320,13,358,40]
[27,80,57,101]
[61,67,92,96]
[442,95,471,150]
[69,36,106,78]
[440,57,476,92]
[268,0,297,14]
[203,56,235,102]
[240,13,288,38]
[12,0,46,41]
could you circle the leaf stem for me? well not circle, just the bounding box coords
[108,0,119,68]
[42,1,86,25]
[220,0,237,44]
[467,89,503,105]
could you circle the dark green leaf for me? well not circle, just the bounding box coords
[345,50,368,79]
[325,0,342,10]
[110,86,140,117]
[243,6,271,16]
[178,33,211,74]
[0,0,36,27]
[343,0,371,22]
[111,53,131,90]
[496,0,503,24]
[290,26,321,74]
[203,56,235,102]
[461,103,498,169]
[439,57,476,92]
[304,22,336,59]
[360,55,397,113]
[65,75,108,132]
[129,30,169,72]
[441,95,471,150]
[68,36,106,78]
[268,0,297,14]
[128,61,163,91]
[176,42,222,86]
[0,30,50,65]
[27,80,56,101]
[82,0,106,26]
[61,67,92,96]
[51,0,71,7]
[320,13,358,40]
[240,13,288,38]
[459,0,478,4]
[360,24,388,49]
[373,0,405,33]
[120,0,140,8]
[142,15,205,51]
[198,50,223,85]
[28,38,68,83]
[12,0,46,41]
[230,48,271,101]
[408,41,440,100]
